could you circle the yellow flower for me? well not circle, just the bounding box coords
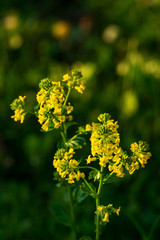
[66,103,73,114]
[86,155,97,164]
[129,141,151,173]
[11,109,26,123]
[69,159,79,168]
[62,74,71,81]
[130,142,139,153]
[76,171,85,181]
[53,148,85,184]
[103,212,109,222]
[67,115,73,121]
[99,155,109,167]
[97,206,104,212]
[10,96,26,123]
[58,115,66,123]
[53,119,61,129]
[18,96,26,102]
[85,124,92,131]
[115,207,121,216]
[42,119,49,131]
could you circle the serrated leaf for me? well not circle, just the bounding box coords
[65,136,86,149]
[51,204,71,227]
[89,170,100,182]
[73,186,89,205]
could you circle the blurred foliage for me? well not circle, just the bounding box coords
[0,0,160,239]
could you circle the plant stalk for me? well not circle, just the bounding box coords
[68,185,77,240]
[96,197,100,240]
[61,113,77,240]
[95,166,103,240]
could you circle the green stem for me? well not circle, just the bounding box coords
[69,131,83,142]
[25,110,35,115]
[68,185,77,240]
[95,166,104,240]
[96,197,100,240]
[103,171,114,182]
[60,121,77,240]
[60,130,67,148]
[63,87,71,108]
[97,166,103,195]
[83,178,95,194]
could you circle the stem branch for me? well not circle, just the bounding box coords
[68,185,77,240]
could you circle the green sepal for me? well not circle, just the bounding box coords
[51,204,71,227]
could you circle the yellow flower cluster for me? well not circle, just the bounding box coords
[97,204,120,223]
[53,148,85,184]
[62,70,86,94]
[86,113,151,177]
[10,96,26,123]
[36,78,73,131]
[126,141,152,174]
[36,71,85,132]
[86,113,126,177]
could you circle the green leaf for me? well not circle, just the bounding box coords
[65,136,86,149]
[73,186,89,205]
[89,170,100,182]
[149,215,160,240]
[51,204,71,227]
[103,173,119,184]
[80,183,97,199]
[65,121,77,130]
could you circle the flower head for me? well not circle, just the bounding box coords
[125,141,151,174]
[97,204,120,223]
[62,70,86,94]
[10,96,26,123]
[36,77,73,131]
[53,148,85,184]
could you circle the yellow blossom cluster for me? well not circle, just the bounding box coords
[36,78,73,131]
[86,113,126,177]
[86,113,151,177]
[97,204,120,223]
[10,96,26,123]
[53,148,85,184]
[126,141,152,174]
[62,70,86,94]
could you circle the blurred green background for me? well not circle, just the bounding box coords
[0,0,160,239]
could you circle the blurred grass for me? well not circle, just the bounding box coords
[0,0,160,239]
